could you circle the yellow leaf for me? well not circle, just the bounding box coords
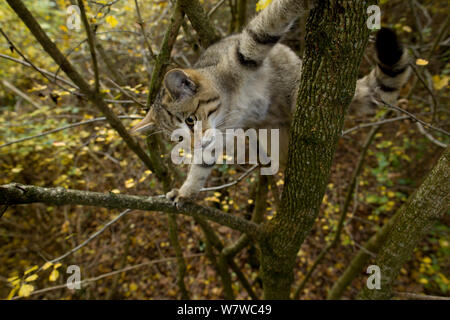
[129,282,138,291]
[256,0,272,11]
[415,58,429,66]
[105,16,118,28]
[18,284,34,298]
[7,286,19,300]
[49,269,59,282]
[54,263,62,269]
[25,274,38,282]
[12,167,23,173]
[402,26,412,33]
[42,262,53,270]
[24,265,38,275]
[422,256,432,264]
[433,75,449,91]
[125,178,135,188]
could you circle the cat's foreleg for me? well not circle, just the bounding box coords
[166,163,214,206]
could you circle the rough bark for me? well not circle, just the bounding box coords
[327,210,400,299]
[293,124,381,299]
[358,146,450,299]
[0,183,260,238]
[178,0,221,48]
[258,0,375,299]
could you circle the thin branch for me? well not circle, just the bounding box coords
[77,0,100,93]
[208,0,227,18]
[408,62,438,117]
[134,0,155,60]
[200,164,259,192]
[104,77,147,108]
[0,27,54,84]
[0,116,143,149]
[394,292,450,301]
[167,214,190,299]
[342,115,410,136]
[179,0,221,48]
[6,0,158,172]
[146,0,184,106]
[376,96,450,137]
[416,122,448,148]
[195,217,259,300]
[0,183,261,239]
[12,253,204,299]
[0,53,77,88]
[45,209,132,267]
[1,79,42,110]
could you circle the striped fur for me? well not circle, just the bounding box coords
[131,1,411,204]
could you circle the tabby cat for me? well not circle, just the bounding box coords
[131,0,411,205]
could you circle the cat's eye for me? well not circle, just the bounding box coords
[185,115,196,127]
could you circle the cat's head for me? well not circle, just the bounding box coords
[131,68,224,148]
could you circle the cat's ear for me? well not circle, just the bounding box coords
[130,108,156,134]
[164,69,197,100]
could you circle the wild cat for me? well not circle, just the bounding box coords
[131,0,411,205]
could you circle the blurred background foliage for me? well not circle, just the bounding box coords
[0,0,448,299]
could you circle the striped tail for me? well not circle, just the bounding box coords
[373,28,411,103]
[237,0,314,68]
[353,28,411,112]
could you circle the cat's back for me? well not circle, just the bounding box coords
[194,34,301,110]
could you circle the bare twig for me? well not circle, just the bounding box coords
[6,0,159,172]
[342,115,410,136]
[394,292,450,301]
[0,183,261,239]
[376,96,450,137]
[167,214,190,299]
[208,0,227,18]
[0,27,54,84]
[134,0,155,60]
[104,77,147,108]
[146,0,184,107]
[0,116,143,149]
[416,122,448,148]
[200,164,259,192]
[12,253,204,299]
[179,0,221,48]
[0,53,77,88]
[408,62,438,117]
[1,79,42,109]
[45,209,132,267]
[77,0,100,93]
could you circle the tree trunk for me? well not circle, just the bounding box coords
[258,0,375,299]
[327,209,400,299]
[358,146,449,299]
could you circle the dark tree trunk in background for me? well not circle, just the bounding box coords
[258,0,376,299]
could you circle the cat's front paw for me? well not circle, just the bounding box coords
[166,188,190,208]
